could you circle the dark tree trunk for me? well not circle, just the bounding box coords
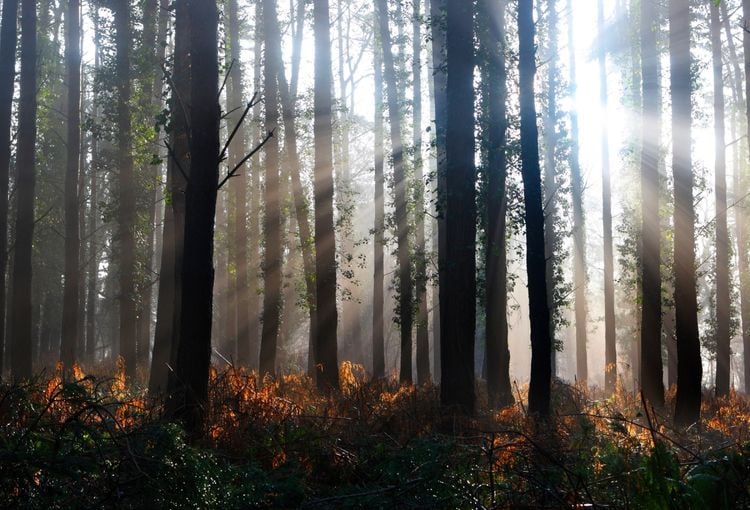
[150,0,190,394]
[61,0,81,370]
[481,0,512,409]
[413,0,430,386]
[259,0,282,378]
[519,0,551,417]
[671,0,701,426]
[165,0,220,436]
[313,0,339,391]
[640,0,664,408]
[542,0,559,378]
[742,0,750,394]
[0,0,18,378]
[227,0,251,367]
[428,0,445,383]
[272,11,318,380]
[376,0,413,385]
[115,0,137,378]
[596,0,614,392]
[10,0,37,381]
[440,0,476,414]
[372,39,385,379]
[711,1,730,397]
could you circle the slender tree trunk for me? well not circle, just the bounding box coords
[711,2,730,397]
[227,0,251,367]
[259,0,282,378]
[0,0,18,378]
[595,0,614,392]
[372,38,385,379]
[150,0,190,394]
[640,0,664,408]
[440,0,476,414]
[115,0,137,378]
[61,0,81,370]
[412,0,429,386]
[11,0,37,380]
[313,0,339,391]
[166,0,220,437]
[742,0,750,395]
[249,1,262,371]
[376,0,413,385]
[428,0,445,383]
[481,0,512,408]
[542,0,559,378]
[519,0,552,417]
[671,0,701,426]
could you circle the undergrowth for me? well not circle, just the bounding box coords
[0,361,749,509]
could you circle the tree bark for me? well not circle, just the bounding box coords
[166,0,220,437]
[0,0,18,378]
[259,0,282,379]
[10,0,37,381]
[519,0,552,417]
[640,0,664,408]
[440,0,476,414]
[597,0,614,393]
[671,0,701,426]
[376,0,413,385]
[711,1,730,397]
[742,0,750,395]
[313,0,339,391]
[372,37,385,379]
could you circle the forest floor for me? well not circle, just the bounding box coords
[1,361,749,509]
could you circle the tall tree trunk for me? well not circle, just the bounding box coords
[372,38,385,379]
[440,0,476,414]
[376,0,413,385]
[10,0,37,380]
[742,0,750,395]
[428,0,445,383]
[272,9,318,380]
[671,0,701,426]
[150,0,190,394]
[519,0,551,417]
[482,0,512,408]
[115,0,137,378]
[166,0,220,436]
[413,0,430,386]
[711,1,730,397]
[542,0,559,378]
[249,0,262,371]
[0,0,18,378]
[596,0,614,392]
[259,0,282,378]
[640,0,664,408]
[61,0,81,370]
[227,0,250,367]
[313,0,339,391]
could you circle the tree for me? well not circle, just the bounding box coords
[481,0,513,409]
[671,0,701,425]
[60,0,81,370]
[372,36,385,380]
[150,0,191,394]
[115,0,137,378]
[259,0,282,378]
[165,0,220,435]
[711,0,730,397]
[0,0,18,377]
[10,0,37,380]
[413,0,430,386]
[313,0,339,391]
[440,0,476,414]
[376,0,413,385]
[519,0,552,417]
[640,0,664,408]
[742,0,750,394]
